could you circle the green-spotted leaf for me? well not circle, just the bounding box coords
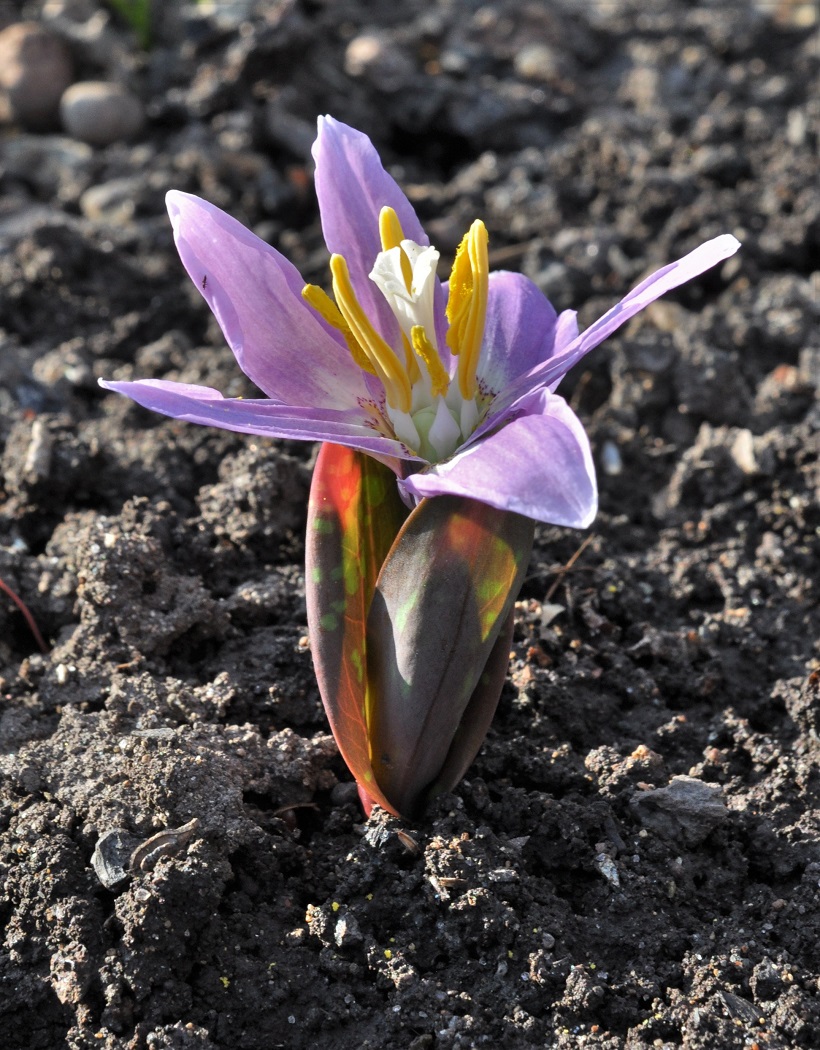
[366,496,534,817]
[426,608,516,802]
[305,442,408,815]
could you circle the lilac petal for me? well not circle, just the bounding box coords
[313,116,435,348]
[552,310,580,369]
[402,390,597,527]
[449,305,576,451]
[478,271,559,395]
[166,190,368,410]
[100,379,422,461]
[503,233,741,404]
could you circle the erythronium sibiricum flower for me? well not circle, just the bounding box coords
[101,116,740,818]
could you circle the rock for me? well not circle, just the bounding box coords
[514,43,563,82]
[673,341,753,426]
[345,33,416,92]
[79,176,143,224]
[334,912,364,948]
[60,80,144,146]
[655,422,776,520]
[729,428,759,475]
[600,440,623,476]
[630,775,728,847]
[0,22,74,130]
[447,79,558,148]
[0,134,93,200]
[91,827,140,889]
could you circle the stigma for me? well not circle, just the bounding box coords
[302,207,490,463]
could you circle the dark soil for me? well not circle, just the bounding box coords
[1,1,818,1048]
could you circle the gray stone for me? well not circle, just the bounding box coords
[630,775,728,847]
[1,134,93,200]
[60,80,144,146]
[345,33,416,92]
[334,912,364,948]
[91,827,140,889]
[79,176,143,224]
[514,43,562,82]
[0,22,74,130]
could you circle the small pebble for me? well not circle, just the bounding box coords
[23,419,53,483]
[729,428,758,475]
[630,775,728,847]
[60,81,144,146]
[594,852,621,888]
[601,440,623,476]
[514,43,561,82]
[1,134,93,198]
[80,176,142,224]
[334,913,363,948]
[91,828,140,889]
[0,22,73,130]
[329,781,359,806]
[345,33,415,91]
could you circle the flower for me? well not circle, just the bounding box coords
[101,116,740,526]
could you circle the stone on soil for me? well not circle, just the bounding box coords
[59,80,144,145]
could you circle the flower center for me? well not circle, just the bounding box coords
[302,209,489,462]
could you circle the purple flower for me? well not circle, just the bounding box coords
[101,116,740,526]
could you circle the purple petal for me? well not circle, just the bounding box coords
[166,190,368,409]
[450,305,578,451]
[100,378,421,461]
[503,233,741,403]
[551,310,580,372]
[477,271,560,395]
[313,116,434,348]
[402,390,597,527]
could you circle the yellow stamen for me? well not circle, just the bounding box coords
[460,221,488,399]
[379,206,413,293]
[379,206,404,251]
[410,325,450,399]
[330,254,412,412]
[445,235,473,351]
[301,284,377,375]
[380,209,421,382]
[446,220,488,400]
[301,282,344,328]
[402,331,422,385]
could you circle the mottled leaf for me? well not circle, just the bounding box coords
[305,442,408,815]
[366,496,534,817]
[426,608,516,802]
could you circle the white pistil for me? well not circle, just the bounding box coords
[387,405,421,453]
[369,220,487,463]
[427,398,462,460]
[459,396,479,440]
[370,241,441,351]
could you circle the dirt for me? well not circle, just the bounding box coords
[0,1,818,1047]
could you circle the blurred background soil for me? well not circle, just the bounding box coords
[0,1,818,1047]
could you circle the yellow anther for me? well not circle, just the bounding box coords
[329,254,412,412]
[301,283,345,328]
[446,220,488,400]
[445,235,473,352]
[460,221,488,399]
[379,207,405,251]
[301,284,377,375]
[411,325,450,399]
[379,207,413,293]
